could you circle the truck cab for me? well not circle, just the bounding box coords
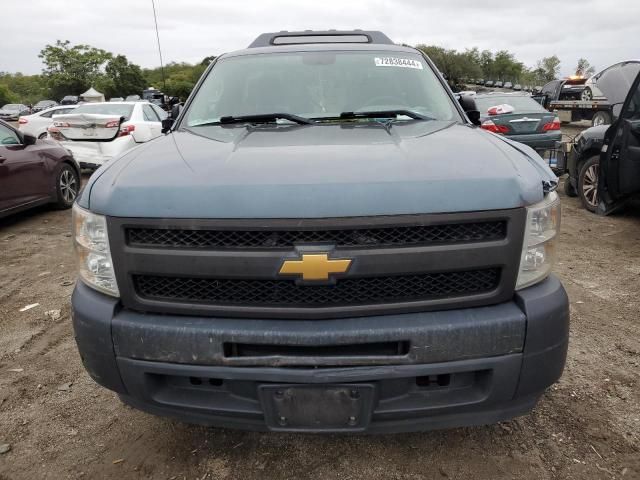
[71,30,569,433]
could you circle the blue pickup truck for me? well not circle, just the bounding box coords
[71,30,568,433]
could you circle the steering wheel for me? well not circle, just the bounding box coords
[359,95,405,109]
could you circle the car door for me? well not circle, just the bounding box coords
[142,104,163,139]
[598,72,640,213]
[0,123,49,212]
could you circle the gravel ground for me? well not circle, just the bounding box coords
[0,155,639,479]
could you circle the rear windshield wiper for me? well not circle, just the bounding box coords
[218,113,312,125]
[334,110,432,121]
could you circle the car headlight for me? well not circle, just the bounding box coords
[72,204,119,297]
[516,191,561,290]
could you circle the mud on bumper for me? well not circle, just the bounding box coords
[72,275,569,433]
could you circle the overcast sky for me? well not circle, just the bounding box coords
[2,0,638,77]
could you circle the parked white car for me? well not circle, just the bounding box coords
[17,105,78,139]
[50,101,168,169]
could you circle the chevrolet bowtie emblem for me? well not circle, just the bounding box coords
[279,253,352,281]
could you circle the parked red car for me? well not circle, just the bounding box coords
[0,119,80,218]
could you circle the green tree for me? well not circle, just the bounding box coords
[480,50,494,78]
[575,58,596,77]
[536,55,561,83]
[0,72,47,105]
[0,84,18,105]
[416,45,481,85]
[142,60,211,100]
[105,55,147,98]
[39,40,112,100]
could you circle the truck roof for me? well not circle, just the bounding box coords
[248,30,394,48]
[222,30,416,59]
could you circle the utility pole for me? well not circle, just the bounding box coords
[151,0,166,92]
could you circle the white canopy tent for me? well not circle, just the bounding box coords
[80,87,105,103]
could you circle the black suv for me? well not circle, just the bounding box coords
[565,68,640,213]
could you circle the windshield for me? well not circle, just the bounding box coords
[73,103,134,120]
[3,104,21,110]
[475,96,546,114]
[184,51,460,126]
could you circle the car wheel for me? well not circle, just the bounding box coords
[578,156,600,212]
[581,87,593,101]
[563,175,577,197]
[38,132,48,140]
[591,111,611,127]
[54,164,80,209]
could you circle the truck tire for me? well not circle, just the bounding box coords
[563,176,577,197]
[591,111,611,127]
[578,156,600,212]
[54,164,80,209]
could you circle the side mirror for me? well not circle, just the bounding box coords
[162,104,183,134]
[23,133,37,146]
[171,103,183,120]
[458,95,481,126]
[161,118,174,134]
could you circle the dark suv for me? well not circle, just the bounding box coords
[71,30,568,433]
[565,69,640,213]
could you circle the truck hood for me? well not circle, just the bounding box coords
[83,121,557,218]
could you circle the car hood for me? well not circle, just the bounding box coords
[0,109,19,115]
[82,121,556,218]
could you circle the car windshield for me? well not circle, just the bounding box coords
[184,51,461,126]
[3,104,21,110]
[72,103,134,120]
[475,96,546,114]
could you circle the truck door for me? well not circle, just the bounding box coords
[598,71,640,213]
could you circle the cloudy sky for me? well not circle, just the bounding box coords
[1,0,638,77]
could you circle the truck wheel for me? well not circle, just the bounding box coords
[581,87,593,101]
[578,156,599,212]
[592,111,611,127]
[54,164,80,209]
[563,176,577,197]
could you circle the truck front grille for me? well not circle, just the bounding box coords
[133,269,500,308]
[109,210,525,319]
[126,221,506,249]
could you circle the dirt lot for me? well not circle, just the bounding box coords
[1,167,639,479]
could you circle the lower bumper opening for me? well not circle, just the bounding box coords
[223,341,410,359]
[116,354,528,432]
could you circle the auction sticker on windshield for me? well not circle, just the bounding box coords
[374,57,423,69]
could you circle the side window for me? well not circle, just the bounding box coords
[623,78,640,121]
[0,124,20,145]
[621,63,640,90]
[40,110,54,118]
[151,104,168,120]
[142,104,160,122]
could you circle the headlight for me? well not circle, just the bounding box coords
[72,204,119,297]
[516,191,561,290]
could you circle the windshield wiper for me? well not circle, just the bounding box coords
[218,113,312,125]
[335,110,432,121]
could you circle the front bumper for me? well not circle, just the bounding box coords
[72,275,569,433]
